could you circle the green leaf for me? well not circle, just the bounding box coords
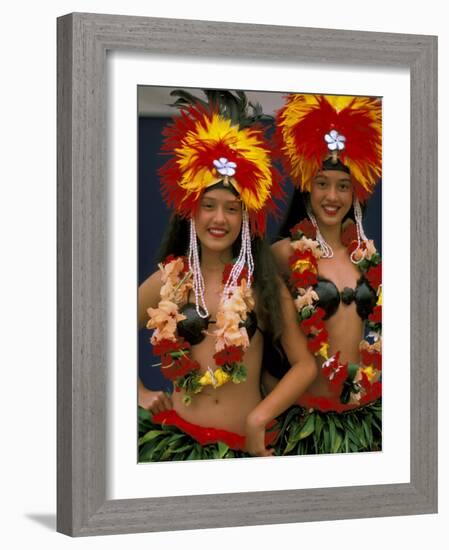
[347,363,360,381]
[329,416,337,449]
[298,414,315,440]
[277,407,301,444]
[171,443,194,454]
[363,418,373,449]
[159,447,174,461]
[301,307,313,320]
[347,429,361,447]
[372,417,382,433]
[315,414,323,440]
[283,439,298,455]
[332,431,343,453]
[151,437,171,457]
[187,446,201,460]
[288,422,302,443]
[138,430,164,446]
[323,425,330,452]
[138,407,153,434]
[168,433,186,446]
[333,415,343,430]
[355,425,367,448]
[139,442,155,462]
[138,406,152,422]
[217,441,230,459]
[139,420,152,436]
[231,365,247,384]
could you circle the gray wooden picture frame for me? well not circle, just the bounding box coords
[57,12,438,537]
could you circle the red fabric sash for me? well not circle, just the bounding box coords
[152,410,278,451]
[297,382,382,413]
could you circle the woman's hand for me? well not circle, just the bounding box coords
[245,412,275,458]
[138,385,173,414]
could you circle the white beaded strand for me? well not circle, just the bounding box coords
[350,197,368,264]
[187,218,210,318]
[223,209,254,299]
[188,211,254,314]
[306,203,334,258]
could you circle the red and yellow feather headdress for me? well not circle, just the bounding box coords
[159,94,283,235]
[274,94,382,201]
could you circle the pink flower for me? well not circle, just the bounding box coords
[213,284,254,353]
[364,239,377,260]
[147,300,186,343]
[159,257,193,304]
[290,237,322,259]
[214,310,249,351]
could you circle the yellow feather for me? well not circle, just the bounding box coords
[173,113,273,212]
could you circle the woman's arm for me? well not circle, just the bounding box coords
[261,370,279,395]
[245,280,317,457]
[138,379,173,413]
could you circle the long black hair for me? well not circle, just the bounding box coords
[156,213,283,341]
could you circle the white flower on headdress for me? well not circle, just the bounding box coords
[213,157,237,177]
[324,129,346,151]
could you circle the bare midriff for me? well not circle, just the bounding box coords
[171,330,263,435]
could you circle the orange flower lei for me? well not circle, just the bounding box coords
[289,219,382,407]
[147,256,254,405]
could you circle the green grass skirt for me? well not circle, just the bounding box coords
[138,399,381,461]
[274,399,382,455]
[138,407,249,461]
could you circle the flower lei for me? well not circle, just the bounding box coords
[146,256,254,405]
[288,219,382,407]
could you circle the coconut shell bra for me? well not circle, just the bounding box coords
[264,219,382,412]
[314,276,377,321]
[264,275,376,380]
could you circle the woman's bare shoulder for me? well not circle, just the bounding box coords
[140,269,163,293]
[271,238,292,271]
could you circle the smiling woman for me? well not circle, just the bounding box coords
[310,171,353,227]
[137,89,317,461]
[195,189,243,252]
[268,94,383,455]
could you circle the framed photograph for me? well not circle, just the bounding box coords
[57,12,437,536]
[136,86,384,464]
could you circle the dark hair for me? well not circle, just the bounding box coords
[156,214,190,262]
[156,214,283,341]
